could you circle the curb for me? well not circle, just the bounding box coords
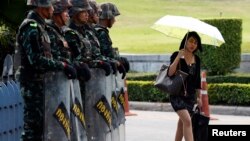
[129,101,250,116]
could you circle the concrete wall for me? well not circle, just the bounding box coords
[122,53,250,73]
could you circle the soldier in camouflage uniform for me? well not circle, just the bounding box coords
[46,0,72,64]
[46,0,91,81]
[16,0,77,140]
[86,0,106,61]
[94,2,130,79]
[63,0,111,75]
[85,0,119,75]
[62,0,112,106]
[88,0,101,27]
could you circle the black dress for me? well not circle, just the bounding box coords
[169,52,201,114]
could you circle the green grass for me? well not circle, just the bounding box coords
[97,0,250,54]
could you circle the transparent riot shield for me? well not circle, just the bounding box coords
[85,68,112,141]
[110,74,120,141]
[70,79,88,141]
[44,72,71,141]
[116,73,126,141]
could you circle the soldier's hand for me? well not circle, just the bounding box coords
[74,62,91,81]
[98,61,111,76]
[63,62,77,79]
[120,57,130,72]
[108,60,117,74]
[117,63,126,79]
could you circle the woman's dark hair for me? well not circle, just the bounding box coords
[179,31,202,52]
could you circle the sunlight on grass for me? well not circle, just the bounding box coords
[97,0,250,54]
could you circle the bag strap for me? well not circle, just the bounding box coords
[178,60,187,96]
[181,73,187,96]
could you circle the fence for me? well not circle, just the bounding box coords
[0,54,24,141]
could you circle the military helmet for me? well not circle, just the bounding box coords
[53,0,72,14]
[27,0,53,7]
[88,0,101,16]
[99,2,120,20]
[69,0,92,17]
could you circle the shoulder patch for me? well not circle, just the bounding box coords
[70,31,76,34]
[29,22,38,27]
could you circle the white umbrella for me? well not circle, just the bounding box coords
[151,15,225,46]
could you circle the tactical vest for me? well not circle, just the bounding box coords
[94,26,112,45]
[15,18,52,80]
[62,26,92,62]
[46,24,71,62]
[94,26,118,59]
[85,25,100,47]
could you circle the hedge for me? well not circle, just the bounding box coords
[127,73,250,84]
[199,19,242,75]
[127,80,250,106]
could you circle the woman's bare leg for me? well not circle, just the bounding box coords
[175,118,183,141]
[176,109,193,141]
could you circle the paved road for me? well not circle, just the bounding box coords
[125,110,250,141]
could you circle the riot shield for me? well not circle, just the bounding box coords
[111,75,120,141]
[70,79,88,141]
[44,72,71,141]
[116,73,126,141]
[85,68,112,141]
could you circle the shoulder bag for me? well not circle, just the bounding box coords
[154,64,188,95]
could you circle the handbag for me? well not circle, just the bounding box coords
[192,106,210,141]
[154,64,188,95]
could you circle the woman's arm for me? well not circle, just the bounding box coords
[196,89,202,108]
[168,49,184,76]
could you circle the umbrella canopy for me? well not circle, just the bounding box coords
[151,15,225,46]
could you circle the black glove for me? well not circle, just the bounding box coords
[63,62,77,79]
[108,60,117,74]
[120,57,130,72]
[74,62,91,81]
[117,63,126,79]
[98,61,111,76]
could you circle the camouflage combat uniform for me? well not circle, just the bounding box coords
[67,0,111,68]
[65,23,92,63]
[16,7,65,141]
[84,24,107,61]
[61,0,91,106]
[86,0,124,76]
[86,0,107,61]
[94,25,115,59]
[94,2,120,59]
[46,21,72,63]
[94,2,129,78]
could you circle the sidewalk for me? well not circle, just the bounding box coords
[125,110,250,141]
[129,101,250,116]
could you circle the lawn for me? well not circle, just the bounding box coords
[97,0,250,54]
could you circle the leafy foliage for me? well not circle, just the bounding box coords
[198,19,242,75]
[127,80,250,106]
